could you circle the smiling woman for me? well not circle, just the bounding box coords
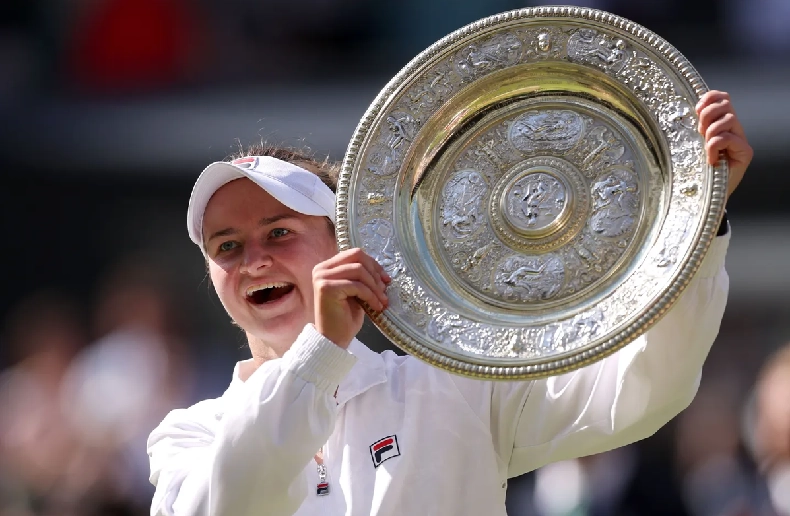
[147,87,748,514]
[190,147,344,361]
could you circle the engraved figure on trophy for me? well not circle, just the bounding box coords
[656,97,703,169]
[537,32,551,52]
[385,278,430,330]
[506,173,566,231]
[427,312,465,345]
[408,67,456,114]
[455,33,523,80]
[559,240,607,295]
[581,126,626,169]
[440,170,488,240]
[659,97,695,133]
[567,29,629,72]
[472,138,505,172]
[590,168,640,238]
[360,219,403,277]
[508,110,585,154]
[367,144,399,176]
[550,311,604,348]
[519,25,568,61]
[495,255,565,303]
[472,125,523,172]
[653,209,694,268]
[366,112,418,177]
[451,242,495,283]
[621,56,675,109]
[385,112,418,150]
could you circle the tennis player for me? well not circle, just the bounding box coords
[147,90,751,515]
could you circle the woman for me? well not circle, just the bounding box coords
[148,91,752,515]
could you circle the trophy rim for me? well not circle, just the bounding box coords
[336,5,728,380]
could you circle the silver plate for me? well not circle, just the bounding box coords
[336,6,727,380]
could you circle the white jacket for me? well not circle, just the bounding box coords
[148,234,730,516]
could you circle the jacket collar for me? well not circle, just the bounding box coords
[336,338,387,408]
[227,338,387,407]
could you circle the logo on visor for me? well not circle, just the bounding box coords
[231,157,258,169]
[369,435,400,468]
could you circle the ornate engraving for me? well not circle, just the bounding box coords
[366,145,399,176]
[387,276,429,328]
[547,309,605,349]
[339,8,719,379]
[407,68,456,113]
[359,219,403,277]
[470,126,523,172]
[366,192,386,205]
[455,32,523,81]
[504,172,567,232]
[488,154,590,254]
[654,207,696,268]
[385,112,418,150]
[508,110,585,153]
[567,29,628,72]
[590,168,640,238]
[495,254,565,303]
[538,32,551,52]
[440,169,488,240]
[366,112,418,177]
[451,241,496,283]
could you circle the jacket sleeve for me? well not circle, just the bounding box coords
[147,325,356,516]
[452,232,730,478]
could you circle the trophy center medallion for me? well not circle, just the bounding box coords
[502,169,571,237]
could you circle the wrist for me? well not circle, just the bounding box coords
[314,321,352,350]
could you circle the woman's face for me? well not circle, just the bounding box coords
[202,178,337,357]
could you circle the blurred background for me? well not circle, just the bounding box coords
[1,0,789,514]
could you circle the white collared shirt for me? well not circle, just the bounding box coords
[148,234,730,516]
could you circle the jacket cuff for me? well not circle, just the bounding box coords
[716,211,729,237]
[282,324,357,393]
[695,229,730,279]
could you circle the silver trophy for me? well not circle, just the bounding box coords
[336,6,727,380]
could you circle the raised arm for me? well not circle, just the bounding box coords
[147,325,356,516]
[503,231,730,475]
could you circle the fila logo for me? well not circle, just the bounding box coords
[370,435,400,468]
[231,157,257,169]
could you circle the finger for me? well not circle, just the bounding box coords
[698,100,745,136]
[331,248,390,286]
[316,262,388,307]
[705,112,738,142]
[705,132,753,166]
[696,90,729,114]
[317,278,386,312]
[315,262,387,305]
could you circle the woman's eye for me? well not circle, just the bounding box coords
[219,241,239,252]
[270,228,291,238]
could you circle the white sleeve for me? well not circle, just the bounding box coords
[451,233,730,478]
[504,233,731,476]
[147,324,356,516]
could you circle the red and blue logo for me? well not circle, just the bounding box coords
[231,157,257,169]
[370,435,400,468]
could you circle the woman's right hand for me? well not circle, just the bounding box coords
[312,248,390,349]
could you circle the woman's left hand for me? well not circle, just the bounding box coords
[697,90,753,200]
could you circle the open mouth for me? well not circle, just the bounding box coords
[245,283,295,305]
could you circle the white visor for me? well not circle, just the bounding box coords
[187,156,336,249]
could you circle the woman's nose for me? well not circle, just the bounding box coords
[240,241,273,274]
